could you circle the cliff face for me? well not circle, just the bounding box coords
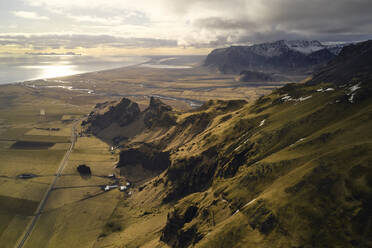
[82,97,141,134]
[143,97,175,128]
[81,96,176,144]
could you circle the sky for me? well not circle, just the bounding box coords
[1,0,372,55]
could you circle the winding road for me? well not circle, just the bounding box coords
[14,121,78,248]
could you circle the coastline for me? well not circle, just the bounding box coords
[0,54,276,109]
[0,55,206,85]
[0,55,151,85]
[0,55,210,108]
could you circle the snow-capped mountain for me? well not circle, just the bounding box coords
[204,40,338,74]
[249,40,325,57]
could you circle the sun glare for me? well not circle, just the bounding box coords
[21,64,81,79]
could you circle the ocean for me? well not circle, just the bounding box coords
[0,55,149,85]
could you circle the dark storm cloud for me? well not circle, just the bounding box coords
[190,0,372,46]
[0,34,177,49]
[194,18,258,30]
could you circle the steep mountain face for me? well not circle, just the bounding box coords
[82,98,141,134]
[89,41,372,248]
[156,81,372,248]
[82,96,175,143]
[250,40,325,56]
[143,97,175,128]
[204,40,336,74]
[117,142,171,182]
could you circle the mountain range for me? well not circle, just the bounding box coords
[204,40,346,74]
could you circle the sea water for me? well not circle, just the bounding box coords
[0,54,148,84]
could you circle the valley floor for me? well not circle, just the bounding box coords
[0,83,123,247]
[23,65,291,111]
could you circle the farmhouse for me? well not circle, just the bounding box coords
[103,185,118,191]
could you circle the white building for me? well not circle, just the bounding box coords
[104,185,118,191]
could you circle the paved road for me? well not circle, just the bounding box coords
[14,121,78,248]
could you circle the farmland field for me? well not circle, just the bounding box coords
[0,83,94,247]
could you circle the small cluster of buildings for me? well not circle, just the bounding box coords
[102,176,132,195]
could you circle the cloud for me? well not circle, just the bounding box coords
[67,15,123,25]
[0,34,177,50]
[9,0,372,48]
[194,17,258,30]
[11,11,49,20]
[183,0,372,47]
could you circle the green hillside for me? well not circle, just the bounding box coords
[85,41,372,248]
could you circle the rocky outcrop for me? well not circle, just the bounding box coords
[164,150,218,203]
[82,98,140,134]
[143,97,176,128]
[160,206,202,248]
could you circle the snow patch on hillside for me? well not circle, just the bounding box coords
[284,40,324,54]
[317,88,335,92]
[281,94,312,102]
[248,40,327,58]
[259,119,266,127]
[347,83,362,103]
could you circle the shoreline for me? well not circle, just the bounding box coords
[0,56,151,86]
[0,55,276,109]
[0,55,206,86]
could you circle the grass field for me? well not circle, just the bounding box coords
[23,135,121,248]
[0,83,101,247]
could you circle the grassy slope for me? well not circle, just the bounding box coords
[97,81,372,248]
[181,83,372,248]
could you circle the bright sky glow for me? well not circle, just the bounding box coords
[0,0,371,55]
